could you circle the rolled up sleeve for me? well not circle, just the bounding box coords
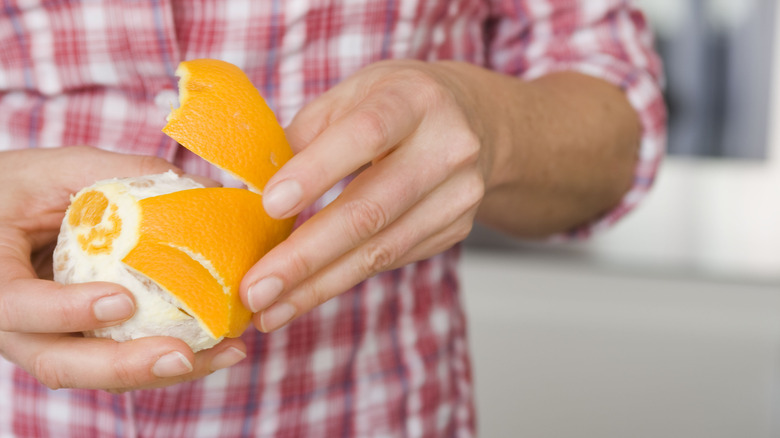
[487,0,667,238]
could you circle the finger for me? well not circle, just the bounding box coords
[15,211,64,235]
[18,147,178,194]
[283,88,345,154]
[0,332,247,391]
[254,168,484,332]
[0,230,135,332]
[110,337,248,392]
[243,109,481,312]
[0,147,184,222]
[389,212,477,270]
[282,60,426,153]
[58,146,183,186]
[0,279,134,332]
[262,87,424,219]
[241,136,452,313]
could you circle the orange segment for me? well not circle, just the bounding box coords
[68,190,108,228]
[163,59,293,192]
[122,188,295,338]
[68,190,123,255]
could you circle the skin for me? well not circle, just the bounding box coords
[240,60,639,333]
[0,147,247,392]
[0,60,640,391]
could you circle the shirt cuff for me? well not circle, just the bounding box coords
[522,56,668,240]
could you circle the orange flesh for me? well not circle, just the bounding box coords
[68,191,108,228]
[68,191,123,255]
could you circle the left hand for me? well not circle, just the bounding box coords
[0,147,248,392]
[240,60,493,332]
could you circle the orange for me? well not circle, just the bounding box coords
[163,59,292,193]
[53,59,295,351]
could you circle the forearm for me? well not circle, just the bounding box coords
[437,62,641,238]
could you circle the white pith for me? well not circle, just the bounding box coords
[53,171,223,352]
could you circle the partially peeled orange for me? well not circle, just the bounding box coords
[53,59,295,351]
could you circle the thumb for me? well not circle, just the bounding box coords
[1,146,193,222]
[1,146,184,209]
[52,146,184,192]
[0,147,199,251]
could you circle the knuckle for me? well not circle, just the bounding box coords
[396,67,439,92]
[377,81,419,115]
[111,358,144,389]
[403,69,450,108]
[360,240,397,276]
[352,107,392,153]
[446,131,481,169]
[453,217,475,243]
[285,245,315,280]
[48,297,81,331]
[32,353,66,390]
[297,280,330,310]
[462,174,486,210]
[342,198,389,243]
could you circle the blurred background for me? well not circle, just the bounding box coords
[461,0,780,436]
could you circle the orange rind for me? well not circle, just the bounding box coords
[163,59,292,193]
[53,59,295,351]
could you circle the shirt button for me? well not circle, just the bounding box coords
[154,89,179,111]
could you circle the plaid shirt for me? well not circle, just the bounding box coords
[0,0,665,437]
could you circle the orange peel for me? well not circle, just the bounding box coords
[53,59,295,351]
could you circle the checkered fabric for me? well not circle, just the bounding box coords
[0,0,665,436]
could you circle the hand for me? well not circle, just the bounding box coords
[0,147,247,392]
[241,60,492,332]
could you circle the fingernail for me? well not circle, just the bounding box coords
[248,277,284,312]
[263,179,302,218]
[152,352,193,378]
[93,294,134,322]
[210,347,247,372]
[260,302,296,332]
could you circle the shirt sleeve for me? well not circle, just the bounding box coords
[486,0,667,238]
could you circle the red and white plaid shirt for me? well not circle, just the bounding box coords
[0,0,665,436]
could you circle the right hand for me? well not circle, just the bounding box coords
[0,146,247,392]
